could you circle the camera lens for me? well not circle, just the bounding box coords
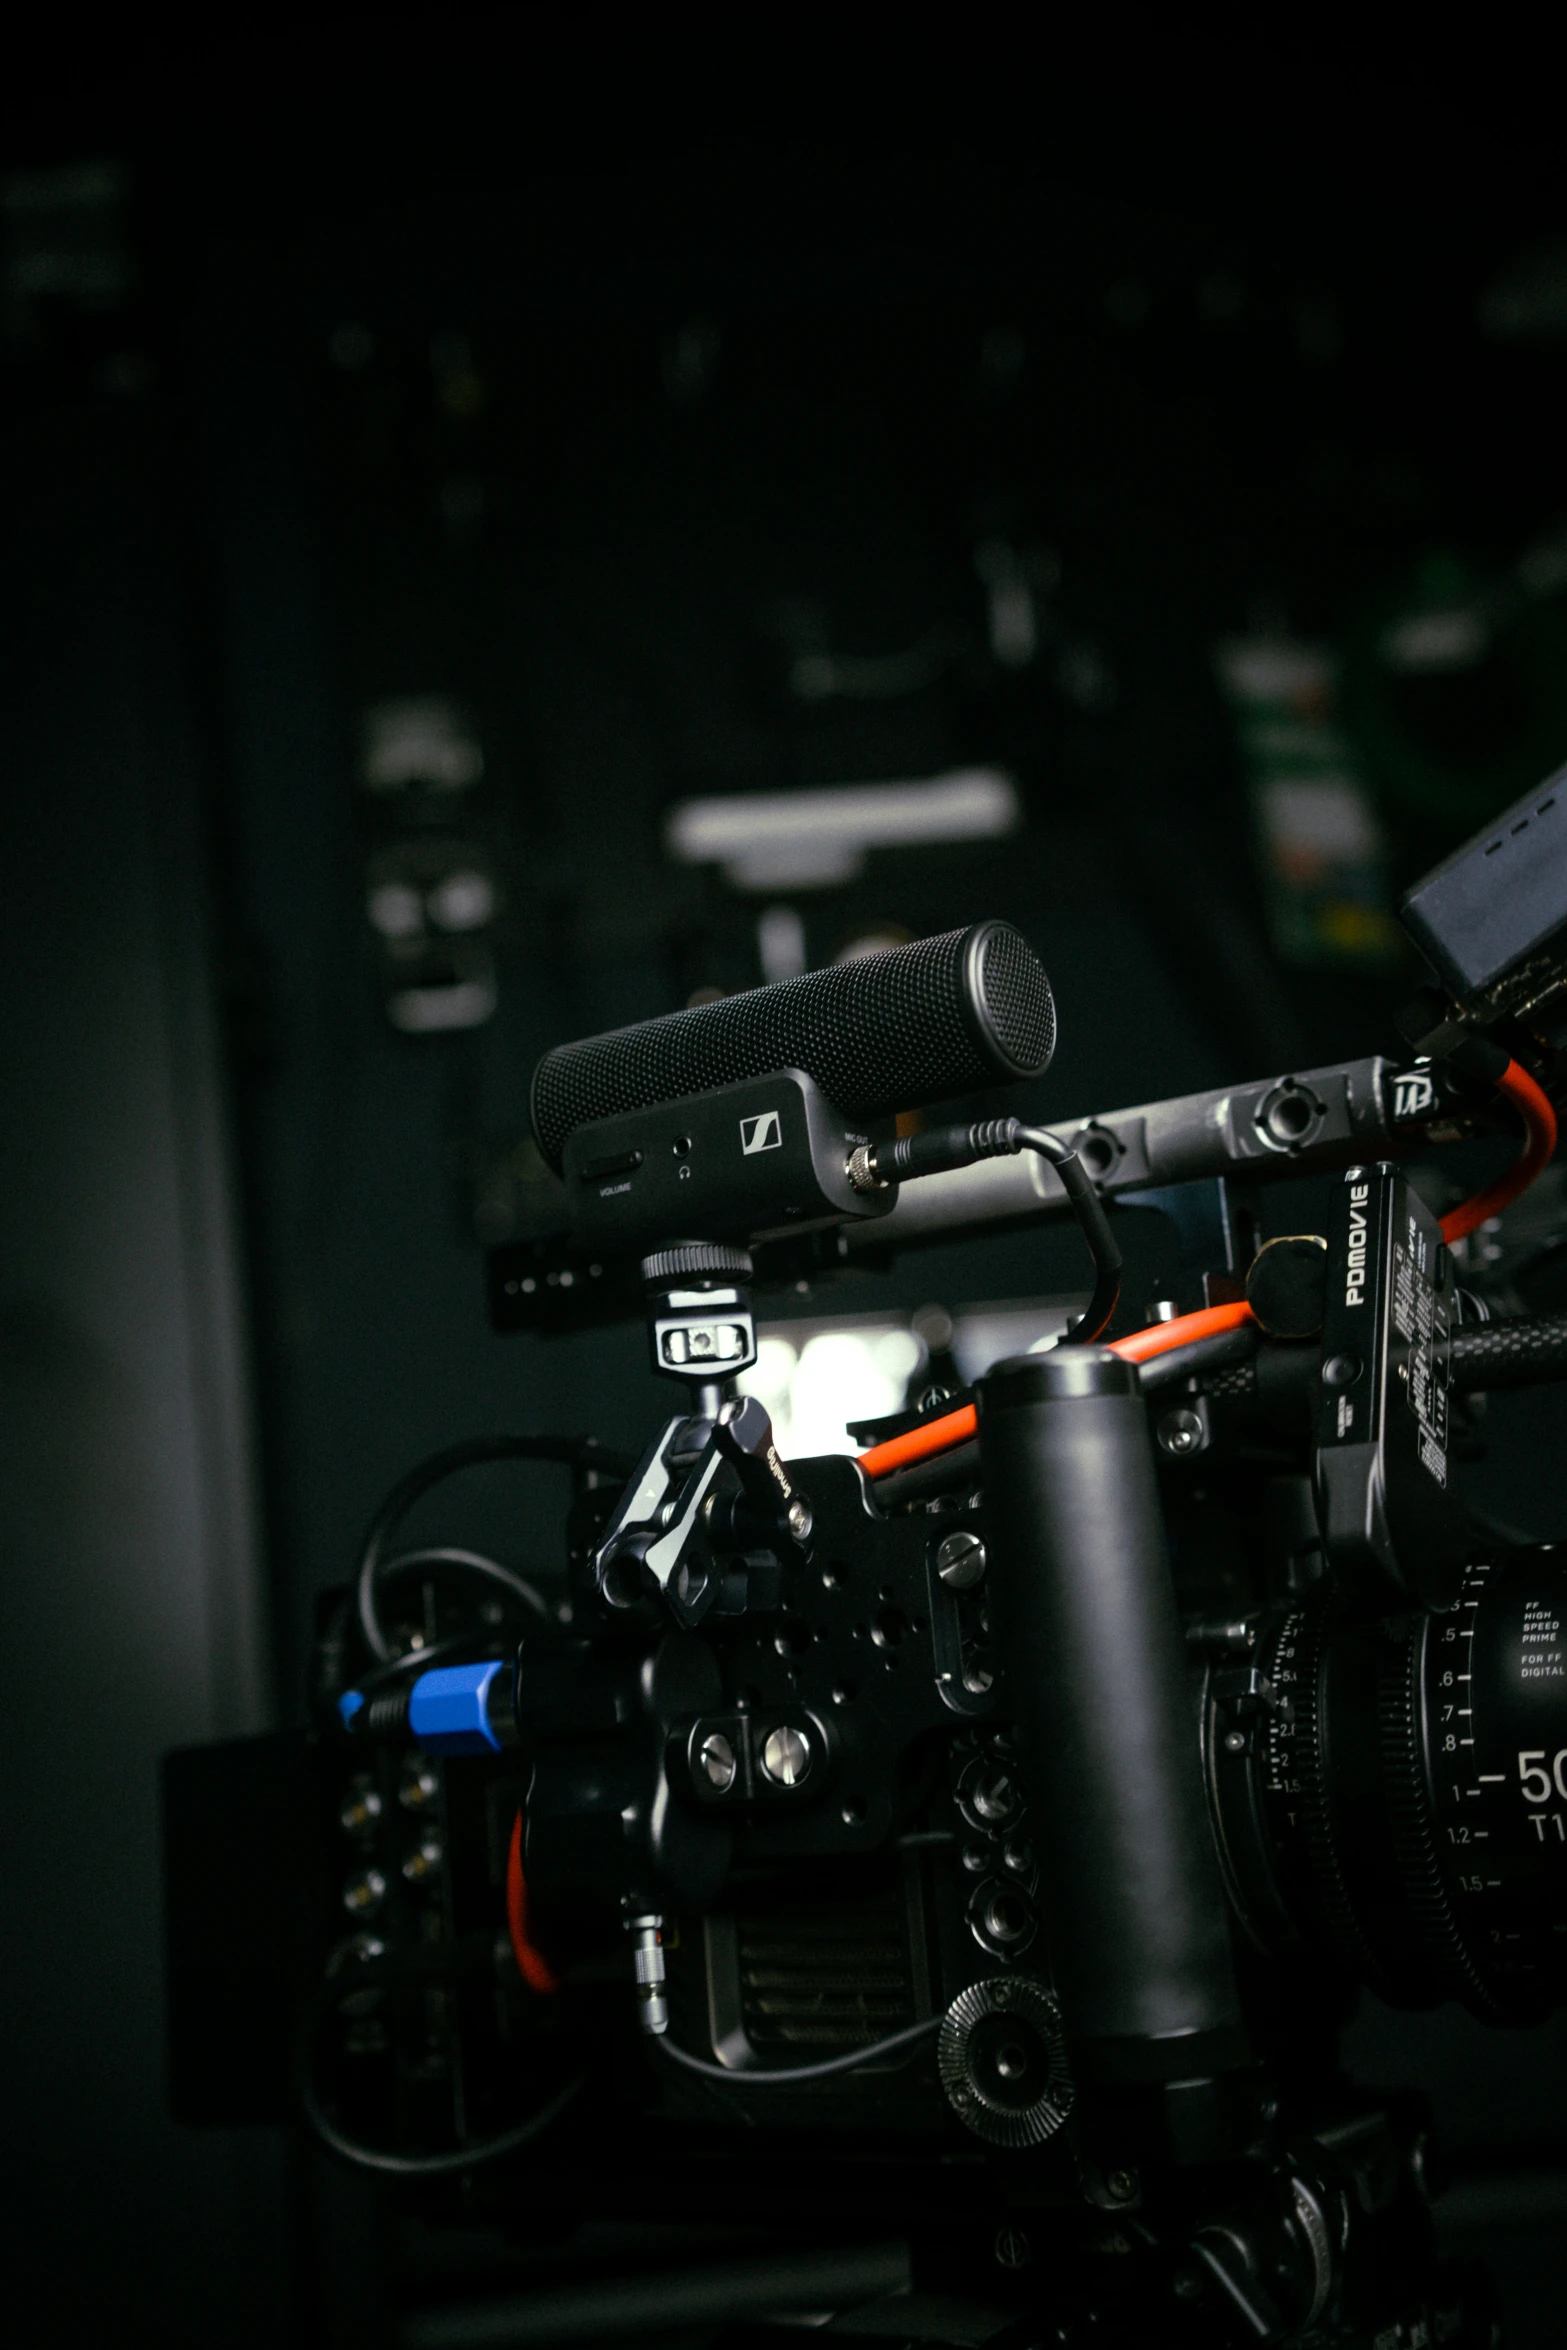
[1211,1547,1567,2022]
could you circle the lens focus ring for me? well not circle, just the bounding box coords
[1220,1551,1567,2023]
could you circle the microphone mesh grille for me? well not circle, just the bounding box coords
[979,922,1059,1071]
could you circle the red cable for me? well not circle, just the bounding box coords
[506,1810,560,1995]
[1108,1300,1257,1363]
[858,1403,978,1480]
[1439,1058,1558,1245]
[858,1306,1258,1481]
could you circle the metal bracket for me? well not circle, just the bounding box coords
[593,1397,810,1628]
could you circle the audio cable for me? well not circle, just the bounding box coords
[847,1119,1122,1344]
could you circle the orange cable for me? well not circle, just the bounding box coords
[506,1809,560,1994]
[856,1304,1259,1481]
[1108,1299,1257,1363]
[858,1403,978,1480]
[1439,1059,1558,1245]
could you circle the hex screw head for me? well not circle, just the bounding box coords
[1105,2168,1139,2204]
[937,1530,987,1589]
[787,1496,813,1542]
[1157,1408,1204,1458]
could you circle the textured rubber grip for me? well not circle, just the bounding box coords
[1449,1312,1567,1391]
[530,920,1055,1169]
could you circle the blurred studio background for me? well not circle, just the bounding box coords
[4,23,1567,2345]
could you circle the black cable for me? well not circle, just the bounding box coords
[871,1439,982,1508]
[298,1964,586,2176]
[300,2059,586,2178]
[354,1435,633,1664]
[353,1627,499,1701]
[1450,1310,1567,1393]
[1136,1321,1261,1392]
[657,2014,941,2085]
[374,1547,557,1634]
[860,1121,1121,1342]
[1015,1127,1123,1342]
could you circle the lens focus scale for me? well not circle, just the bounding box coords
[1215,1550,1567,2022]
[1436,1554,1567,2017]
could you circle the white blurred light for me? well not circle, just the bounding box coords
[974,540,1038,668]
[747,1335,799,1409]
[787,1334,903,1456]
[362,699,484,793]
[740,1304,1082,1460]
[872,1328,922,1387]
[1379,610,1488,675]
[739,1325,916,1457]
[666,770,1020,892]
[428,870,496,932]
[387,974,498,1034]
[367,882,424,939]
[757,904,807,983]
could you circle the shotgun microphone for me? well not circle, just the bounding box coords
[530,920,1056,1170]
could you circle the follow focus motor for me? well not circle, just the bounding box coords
[167,771,1567,2347]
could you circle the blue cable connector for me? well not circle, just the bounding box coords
[407,1659,509,1755]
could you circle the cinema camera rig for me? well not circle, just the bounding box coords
[167,771,1567,2348]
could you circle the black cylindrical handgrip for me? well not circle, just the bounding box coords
[530,920,1055,1169]
[978,1349,1246,2085]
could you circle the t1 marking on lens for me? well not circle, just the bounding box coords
[740,1111,783,1155]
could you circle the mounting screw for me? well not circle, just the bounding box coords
[1105,2168,1139,2204]
[787,1496,814,1542]
[994,2225,1032,2269]
[1223,1730,1247,1754]
[936,1530,987,1589]
[1157,1408,1204,1458]
[697,1732,736,1791]
[761,1725,811,1786]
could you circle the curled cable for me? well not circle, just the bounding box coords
[297,1960,584,2177]
[354,1434,632,1664]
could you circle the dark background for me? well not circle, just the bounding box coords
[4,18,1567,2344]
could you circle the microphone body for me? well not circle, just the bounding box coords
[531,920,1055,1170]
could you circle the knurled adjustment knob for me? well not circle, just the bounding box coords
[640,1242,754,1288]
[1245,1233,1329,1338]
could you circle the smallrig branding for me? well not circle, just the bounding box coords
[1345,1172,1370,1309]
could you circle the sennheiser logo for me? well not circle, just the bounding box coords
[1392,1070,1436,1120]
[740,1111,783,1155]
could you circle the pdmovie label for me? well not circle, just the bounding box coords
[1345,1181,1370,1308]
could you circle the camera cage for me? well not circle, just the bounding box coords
[166,770,1567,2347]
